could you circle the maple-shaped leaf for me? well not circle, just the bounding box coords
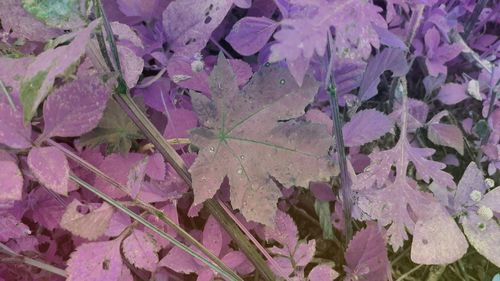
[189,55,336,225]
[40,76,109,140]
[79,99,143,153]
[0,103,32,149]
[122,229,160,272]
[0,160,23,202]
[344,224,389,281]
[20,20,99,122]
[27,147,69,196]
[67,238,132,281]
[60,199,114,240]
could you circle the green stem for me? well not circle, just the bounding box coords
[325,31,353,244]
[69,174,241,281]
[45,139,241,281]
[395,264,424,281]
[0,242,67,278]
[92,1,275,279]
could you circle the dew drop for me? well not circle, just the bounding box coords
[485,178,495,188]
[469,190,482,202]
[264,62,271,67]
[209,146,215,153]
[477,205,493,220]
[239,155,245,160]
[279,79,285,85]
[237,168,243,175]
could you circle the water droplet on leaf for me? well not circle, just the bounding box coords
[279,79,285,85]
[209,147,215,153]
[469,190,482,202]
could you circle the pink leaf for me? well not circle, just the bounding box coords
[344,224,389,281]
[203,215,223,256]
[0,103,32,149]
[127,156,149,198]
[67,239,131,281]
[0,160,23,202]
[343,109,393,147]
[122,230,160,272]
[118,45,144,88]
[437,83,468,105]
[308,264,339,281]
[42,76,109,139]
[427,123,464,155]
[159,246,200,274]
[0,214,30,242]
[27,147,69,195]
[60,199,114,240]
[293,240,315,267]
[95,153,146,198]
[461,213,500,267]
[145,153,166,180]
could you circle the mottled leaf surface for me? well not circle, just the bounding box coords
[0,160,23,202]
[20,20,98,122]
[308,264,339,281]
[0,214,30,242]
[67,239,131,281]
[27,147,69,195]
[42,76,109,140]
[22,0,85,29]
[0,103,32,149]
[189,55,335,224]
[122,230,160,271]
[162,0,233,55]
[60,200,114,240]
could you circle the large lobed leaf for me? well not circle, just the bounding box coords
[189,54,337,225]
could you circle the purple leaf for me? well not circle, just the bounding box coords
[293,240,315,267]
[234,0,251,8]
[162,0,233,55]
[29,187,69,230]
[0,103,32,149]
[226,17,278,56]
[159,246,200,274]
[308,264,339,281]
[0,160,23,202]
[0,214,30,242]
[345,224,389,281]
[372,25,407,50]
[27,147,69,196]
[122,230,160,272]
[118,45,144,88]
[20,20,99,122]
[189,55,335,225]
[163,108,198,139]
[423,27,462,77]
[67,239,131,281]
[127,156,149,198]
[342,109,394,147]
[481,187,500,213]
[0,57,33,103]
[359,48,409,101]
[390,98,429,132]
[265,211,298,254]
[427,120,464,155]
[117,0,160,20]
[437,83,468,105]
[95,153,146,198]
[145,153,166,181]
[60,200,115,240]
[167,55,210,93]
[42,76,109,139]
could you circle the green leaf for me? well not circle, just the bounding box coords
[22,0,85,29]
[20,70,48,122]
[79,99,143,153]
[314,200,334,240]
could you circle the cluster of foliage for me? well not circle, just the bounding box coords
[0,0,499,280]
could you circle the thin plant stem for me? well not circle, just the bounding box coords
[462,0,489,40]
[395,264,424,281]
[92,1,276,279]
[45,139,240,280]
[69,174,242,281]
[425,265,446,281]
[0,80,16,110]
[210,37,234,59]
[0,242,67,278]
[326,31,353,244]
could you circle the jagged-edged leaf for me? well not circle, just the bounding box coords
[344,224,390,281]
[0,103,32,149]
[20,20,99,122]
[308,264,339,281]
[0,160,23,202]
[343,109,393,147]
[22,0,85,29]
[189,54,336,225]
[60,199,114,240]
[67,238,132,281]
[41,76,109,140]
[79,99,143,153]
[27,146,69,195]
[122,230,160,271]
